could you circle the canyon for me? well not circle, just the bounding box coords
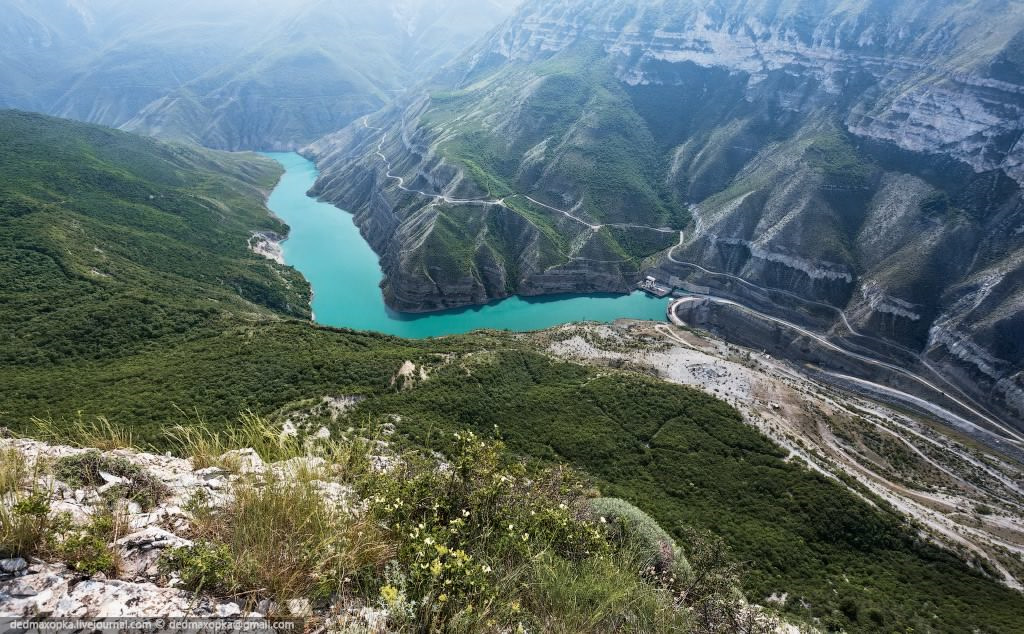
[306,0,1024,428]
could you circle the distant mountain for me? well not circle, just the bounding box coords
[0,0,519,150]
[306,0,1024,424]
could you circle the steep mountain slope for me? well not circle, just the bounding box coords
[0,110,310,368]
[0,0,519,150]
[3,111,1024,631]
[307,0,1024,424]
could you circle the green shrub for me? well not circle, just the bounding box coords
[30,415,134,451]
[589,497,691,581]
[53,451,168,510]
[365,431,640,630]
[60,532,115,575]
[522,548,692,633]
[0,491,52,559]
[158,541,233,593]
[56,506,125,576]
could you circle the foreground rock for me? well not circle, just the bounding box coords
[0,438,385,629]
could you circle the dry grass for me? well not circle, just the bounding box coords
[1,446,27,496]
[173,473,392,611]
[30,415,135,451]
[167,410,305,470]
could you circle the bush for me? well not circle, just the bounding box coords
[30,415,134,451]
[158,541,233,593]
[363,431,670,631]
[588,497,691,581]
[0,447,27,496]
[56,506,125,576]
[0,491,52,559]
[52,451,169,510]
[166,411,306,470]
[523,547,692,632]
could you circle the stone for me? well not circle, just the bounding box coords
[51,579,229,618]
[216,602,242,618]
[0,568,69,616]
[220,448,265,475]
[0,558,28,574]
[115,527,193,579]
[194,467,227,479]
[286,598,312,617]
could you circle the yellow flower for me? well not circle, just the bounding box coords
[430,558,443,578]
[438,593,449,603]
[380,585,400,606]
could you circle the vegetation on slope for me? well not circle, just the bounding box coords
[4,420,773,632]
[2,111,1023,632]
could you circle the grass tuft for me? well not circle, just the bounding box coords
[167,409,305,470]
[1,446,28,496]
[30,415,135,451]
[164,472,391,611]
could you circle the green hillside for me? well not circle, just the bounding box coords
[2,111,1023,632]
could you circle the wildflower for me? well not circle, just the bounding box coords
[430,558,443,577]
[462,509,470,517]
[380,585,400,606]
[522,532,529,541]
[481,565,492,573]
[438,594,449,603]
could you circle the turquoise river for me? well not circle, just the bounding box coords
[264,152,669,338]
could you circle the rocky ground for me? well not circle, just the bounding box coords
[537,321,1024,590]
[0,439,387,629]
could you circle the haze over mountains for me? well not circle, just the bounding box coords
[0,0,519,149]
[307,0,1024,425]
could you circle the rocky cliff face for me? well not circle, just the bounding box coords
[307,0,1024,425]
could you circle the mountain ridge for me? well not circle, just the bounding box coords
[0,0,520,150]
[306,0,1024,426]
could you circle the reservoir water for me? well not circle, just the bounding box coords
[264,152,669,338]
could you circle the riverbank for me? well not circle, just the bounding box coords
[259,152,669,338]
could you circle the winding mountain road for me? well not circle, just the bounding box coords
[665,237,1009,427]
[669,296,1024,448]
[364,117,676,234]
[361,115,1016,442]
